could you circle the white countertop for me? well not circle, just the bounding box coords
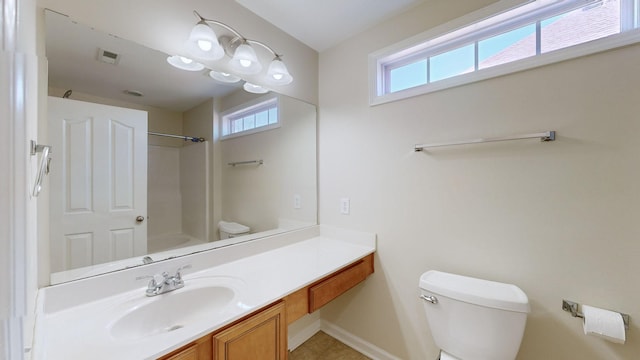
[33,226,375,360]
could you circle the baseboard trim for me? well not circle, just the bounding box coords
[288,319,322,351]
[320,320,402,360]
[288,317,400,360]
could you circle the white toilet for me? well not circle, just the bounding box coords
[419,270,530,360]
[218,220,250,239]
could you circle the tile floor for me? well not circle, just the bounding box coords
[289,331,370,360]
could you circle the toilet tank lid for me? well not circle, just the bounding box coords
[419,270,530,313]
[218,221,250,234]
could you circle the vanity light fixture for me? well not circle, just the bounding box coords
[229,40,262,75]
[184,10,293,87]
[209,70,241,83]
[167,55,205,71]
[266,56,293,85]
[243,82,269,94]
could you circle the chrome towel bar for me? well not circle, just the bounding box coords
[228,159,263,167]
[414,131,555,152]
[148,131,205,143]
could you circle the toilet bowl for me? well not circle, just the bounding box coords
[419,270,530,360]
[218,220,250,239]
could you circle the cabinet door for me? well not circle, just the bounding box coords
[213,302,287,360]
[164,346,198,360]
[158,336,212,360]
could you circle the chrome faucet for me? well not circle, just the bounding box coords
[136,264,192,296]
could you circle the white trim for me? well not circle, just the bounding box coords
[220,94,280,139]
[221,122,281,140]
[287,318,401,360]
[320,320,402,360]
[369,0,638,106]
[287,318,322,351]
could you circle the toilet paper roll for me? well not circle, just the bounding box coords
[582,305,626,344]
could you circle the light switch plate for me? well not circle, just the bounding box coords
[340,197,350,214]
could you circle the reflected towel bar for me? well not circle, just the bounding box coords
[228,159,263,167]
[149,131,205,143]
[414,131,555,152]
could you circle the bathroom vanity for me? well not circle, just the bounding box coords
[33,226,376,360]
[160,254,374,360]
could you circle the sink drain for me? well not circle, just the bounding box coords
[166,325,184,332]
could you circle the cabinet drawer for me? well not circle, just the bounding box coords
[308,254,374,312]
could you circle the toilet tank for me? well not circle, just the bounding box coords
[419,270,530,360]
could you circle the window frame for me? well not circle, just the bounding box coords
[220,95,280,140]
[369,0,640,106]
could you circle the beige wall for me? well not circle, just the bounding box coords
[147,146,182,237]
[183,99,215,241]
[219,94,317,234]
[48,87,184,147]
[317,1,640,359]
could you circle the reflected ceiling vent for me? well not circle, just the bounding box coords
[97,48,120,65]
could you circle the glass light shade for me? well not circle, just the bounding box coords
[266,58,293,85]
[209,70,241,83]
[186,22,225,61]
[243,82,269,94]
[167,55,205,71]
[229,43,262,74]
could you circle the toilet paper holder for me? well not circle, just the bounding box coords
[562,299,630,330]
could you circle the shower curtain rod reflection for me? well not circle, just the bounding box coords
[148,131,205,143]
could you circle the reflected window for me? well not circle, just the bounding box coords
[222,97,279,138]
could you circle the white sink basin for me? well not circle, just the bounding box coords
[109,277,244,341]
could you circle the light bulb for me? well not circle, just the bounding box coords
[266,57,293,85]
[209,70,241,83]
[243,82,269,94]
[167,55,205,71]
[197,39,212,51]
[186,21,224,61]
[230,42,262,74]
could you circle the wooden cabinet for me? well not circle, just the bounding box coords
[158,303,285,360]
[212,302,287,360]
[285,254,374,323]
[163,346,197,360]
[309,254,374,312]
[158,254,374,360]
[159,336,212,360]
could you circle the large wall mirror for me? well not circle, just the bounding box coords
[44,10,317,284]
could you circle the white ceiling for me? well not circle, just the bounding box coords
[234,0,427,52]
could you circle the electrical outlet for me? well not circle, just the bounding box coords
[340,197,350,215]
[294,194,301,209]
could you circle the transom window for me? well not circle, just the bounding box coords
[370,0,640,105]
[221,97,279,138]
